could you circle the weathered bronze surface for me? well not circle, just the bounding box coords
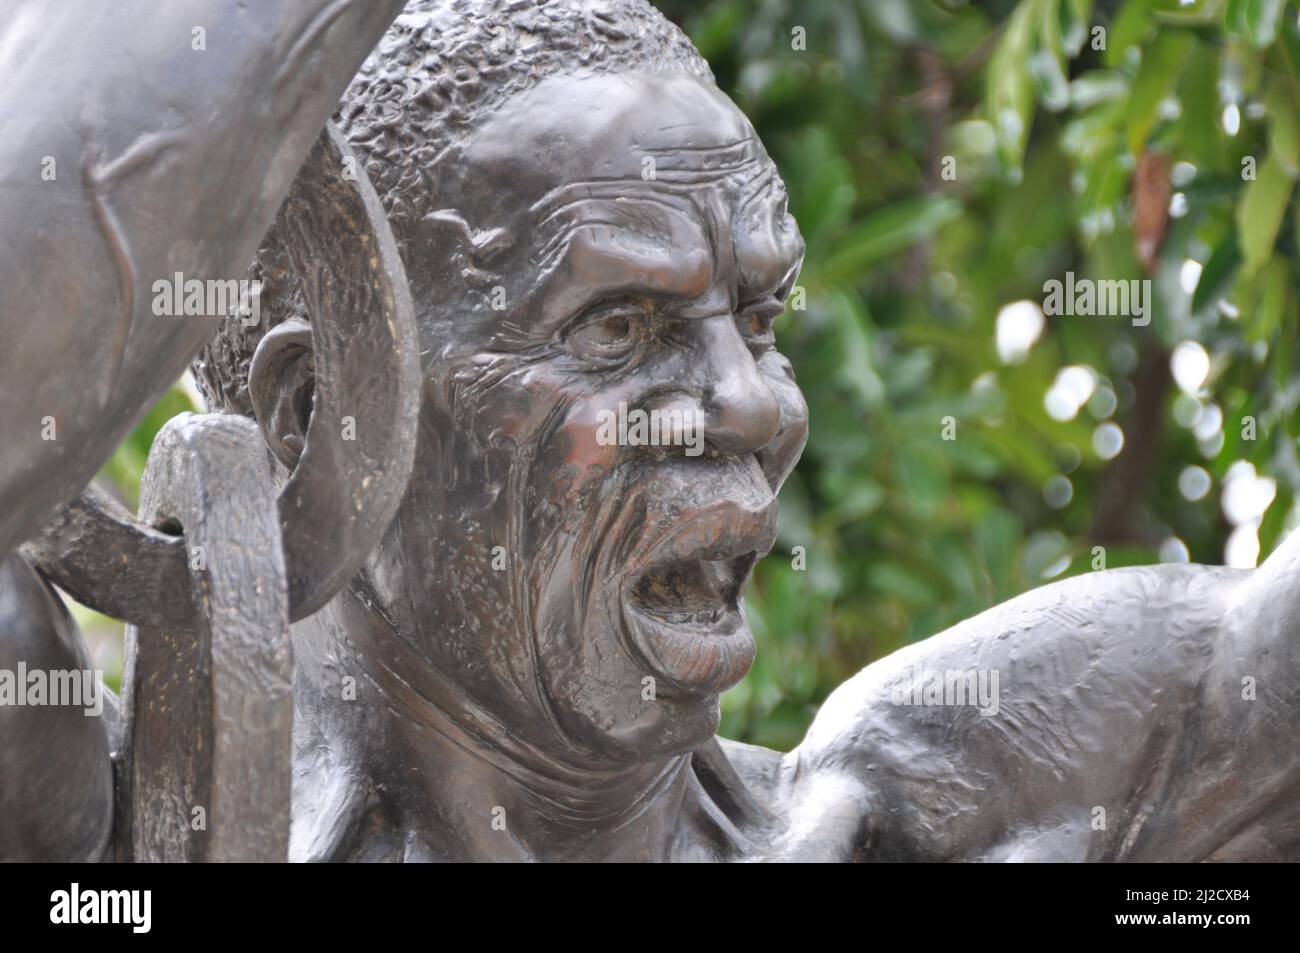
[2,0,1299,862]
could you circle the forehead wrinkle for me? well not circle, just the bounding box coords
[640,134,765,186]
[519,159,792,318]
[525,155,769,227]
[529,179,698,225]
[649,162,763,185]
[735,165,782,215]
[639,135,757,166]
[531,191,709,275]
[533,187,696,238]
[641,135,753,152]
[533,214,663,276]
[527,169,768,269]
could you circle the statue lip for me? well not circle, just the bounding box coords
[617,498,777,696]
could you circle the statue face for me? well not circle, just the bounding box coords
[372,71,807,764]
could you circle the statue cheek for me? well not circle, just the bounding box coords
[553,398,627,473]
[757,352,809,489]
[516,397,627,521]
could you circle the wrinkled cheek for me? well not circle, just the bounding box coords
[756,353,808,491]
[519,394,628,562]
[554,394,629,473]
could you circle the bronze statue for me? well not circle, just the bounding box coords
[3,0,1299,862]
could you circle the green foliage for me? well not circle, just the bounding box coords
[657,0,1300,749]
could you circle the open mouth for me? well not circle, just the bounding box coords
[629,552,757,631]
[619,501,777,697]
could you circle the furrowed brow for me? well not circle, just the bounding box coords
[537,224,713,331]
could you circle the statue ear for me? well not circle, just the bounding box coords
[249,317,315,471]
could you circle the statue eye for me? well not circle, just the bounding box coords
[564,300,644,365]
[737,298,783,355]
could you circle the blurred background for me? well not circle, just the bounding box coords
[72,0,1300,751]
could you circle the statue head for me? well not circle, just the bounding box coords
[194,0,807,767]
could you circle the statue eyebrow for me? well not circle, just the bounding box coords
[545,239,709,313]
[532,225,714,335]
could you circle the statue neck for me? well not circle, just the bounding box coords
[324,580,696,861]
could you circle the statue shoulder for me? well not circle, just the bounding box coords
[0,554,114,861]
[787,563,1244,861]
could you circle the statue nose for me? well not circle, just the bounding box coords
[698,317,782,455]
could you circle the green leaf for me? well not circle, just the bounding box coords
[826,289,884,406]
[1259,485,1293,556]
[1031,0,1071,112]
[1125,30,1195,155]
[1236,152,1296,274]
[986,0,1043,174]
[1061,0,1096,57]
[1177,41,1224,167]
[1226,0,1286,48]
[1247,254,1291,342]
[821,196,962,280]
[1264,79,1300,176]
[1192,236,1241,313]
[1106,0,1158,68]
[1069,70,1129,109]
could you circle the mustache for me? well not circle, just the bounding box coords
[529,455,778,610]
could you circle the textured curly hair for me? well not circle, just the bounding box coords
[192,0,712,416]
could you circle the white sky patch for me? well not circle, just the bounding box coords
[1170,340,1210,394]
[1092,422,1124,460]
[1087,385,1117,419]
[1178,465,1212,501]
[179,370,204,410]
[1044,475,1073,509]
[1225,524,1260,568]
[1192,402,1222,442]
[996,300,1044,364]
[1222,461,1276,526]
[1044,365,1097,421]
[1222,103,1241,136]
[1159,536,1190,563]
[1200,429,1226,459]
[1042,554,1072,579]
[1219,461,1276,568]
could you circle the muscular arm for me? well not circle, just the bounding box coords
[781,533,1300,862]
